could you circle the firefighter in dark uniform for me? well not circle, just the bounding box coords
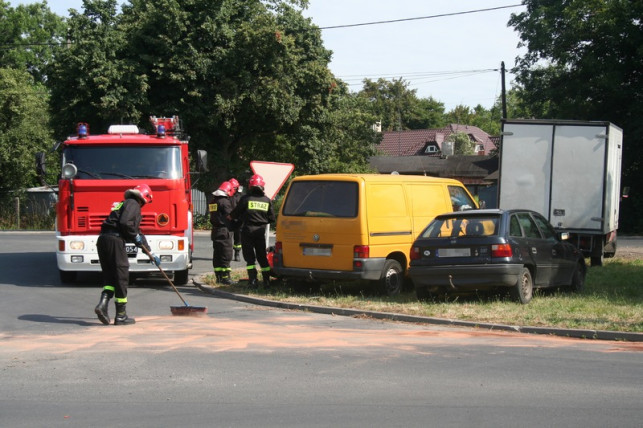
[94,184,160,325]
[228,178,243,261]
[209,181,235,284]
[230,174,275,287]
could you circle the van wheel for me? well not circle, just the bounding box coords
[379,260,403,296]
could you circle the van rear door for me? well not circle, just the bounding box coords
[278,180,364,271]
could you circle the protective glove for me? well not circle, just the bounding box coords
[134,234,144,247]
[151,253,161,267]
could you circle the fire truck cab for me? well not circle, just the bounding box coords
[52,116,202,285]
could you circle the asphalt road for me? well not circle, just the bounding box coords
[1,231,641,427]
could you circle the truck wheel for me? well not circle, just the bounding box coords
[379,259,403,296]
[590,255,603,267]
[59,270,77,284]
[510,267,533,304]
[174,269,189,285]
[567,262,586,293]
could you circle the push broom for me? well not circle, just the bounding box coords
[141,246,208,316]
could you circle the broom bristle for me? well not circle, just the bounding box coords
[170,305,208,316]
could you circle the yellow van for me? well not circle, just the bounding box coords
[272,174,477,295]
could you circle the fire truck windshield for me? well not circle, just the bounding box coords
[62,146,182,180]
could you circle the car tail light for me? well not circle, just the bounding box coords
[354,245,369,258]
[491,244,512,258]
[275,241,282,254]
[410,246,421,260]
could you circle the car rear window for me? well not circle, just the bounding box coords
[281,180,358,218]
[421,215,499,238]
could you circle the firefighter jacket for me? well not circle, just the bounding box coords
[230,188,276,232]
[209,191,233,229]
[100,197,149,249]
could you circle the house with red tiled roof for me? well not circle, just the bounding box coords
[377,124,497,157]
[369,124,500,207]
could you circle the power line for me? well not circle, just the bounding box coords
[318,4,523,30]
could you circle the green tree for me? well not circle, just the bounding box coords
[509,0,643,231]
[47,0,148,138]
[447,131,474,155]
[0,1,65,84]
[0,68,52,198]
[119,0,333,187]
[358,77,436,131]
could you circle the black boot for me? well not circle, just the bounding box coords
[114,302,135,325]
[233,249,240,262]
[94,292,111,325]
[220,272,234,285]
[215,271,222,283]
[262,272,271,287]
[247,269,258,288]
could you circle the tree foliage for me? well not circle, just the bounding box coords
[0,67,52,198]
[0,1,65,84]
[509,0,643,232]
[47,0,148,138]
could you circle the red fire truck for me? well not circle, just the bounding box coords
[46,116,206,284]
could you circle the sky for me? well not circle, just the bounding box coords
[12,0,527,110]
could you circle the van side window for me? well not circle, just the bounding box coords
[448,186,475,211]
[281,181,358,218]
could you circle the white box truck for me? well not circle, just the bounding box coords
[498,119,623,266]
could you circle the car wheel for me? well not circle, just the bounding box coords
[568,262,586,293]
[379,259,403,296]
[511,267,533,304]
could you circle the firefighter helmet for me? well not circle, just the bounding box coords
[228,178,240,190]
[249,174,265,189]
[125,184,153,205]
[218,181,235,197]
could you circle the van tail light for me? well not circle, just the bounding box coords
[353,245,369,258]
[410,246,421,260]
[275,241,282,254]
[491,244,512,258]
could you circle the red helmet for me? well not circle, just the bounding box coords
[228,178,240,190]
[218,181,235,197]
[125,184,153,205]
[249,174,265,189]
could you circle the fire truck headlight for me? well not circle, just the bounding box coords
[160,255,172,262]
[71,255,84,263]
[69,241,85,250]
[158,240,174,250]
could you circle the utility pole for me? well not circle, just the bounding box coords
[501,61,507,119]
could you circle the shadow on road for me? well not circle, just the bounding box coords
[18,314,95,326]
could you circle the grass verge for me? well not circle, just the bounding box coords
[204,257,643,332]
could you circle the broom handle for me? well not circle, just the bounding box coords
[140,245,189,306]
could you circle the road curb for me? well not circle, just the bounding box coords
[192,276,643,342]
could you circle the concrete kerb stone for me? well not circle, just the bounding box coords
[192,275,643,343]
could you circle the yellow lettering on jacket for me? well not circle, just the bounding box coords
[248,201,269,211]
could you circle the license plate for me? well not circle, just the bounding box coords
[303,247,331,256]
[437,248,470,257]
[125,244,138,255]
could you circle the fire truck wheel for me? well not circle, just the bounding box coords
[59,270,77,284]
[174,269,189,285]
